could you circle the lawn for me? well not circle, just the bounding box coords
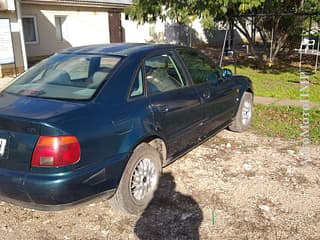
[251,104,320,144]
[225,65,320,102]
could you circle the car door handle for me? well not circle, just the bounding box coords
[150,104,169,113]
[202,91,211,99]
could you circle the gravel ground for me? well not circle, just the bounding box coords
[0,130,319,240]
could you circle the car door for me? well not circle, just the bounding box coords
[145,52,204,156]
[177,49,239,135]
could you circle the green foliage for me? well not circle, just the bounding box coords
[238,0,266,12]
[126,0,230,27]
[127,0,319,27]
[252,104,320,144]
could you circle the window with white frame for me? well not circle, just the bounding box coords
[55,15,67,41]
[22,16,39,44]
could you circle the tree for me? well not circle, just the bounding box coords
[126,0,320,64]
[243,0,320,62]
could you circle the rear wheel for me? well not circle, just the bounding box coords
[109,143,162,214]
[229,92,253,132]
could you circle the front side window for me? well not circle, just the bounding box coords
[22,16,39,44]
[178,49,222,85]
[145,54,187,94]
[5,54,121,100]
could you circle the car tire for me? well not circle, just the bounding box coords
[108,143,162,214]
[229,92,253,132]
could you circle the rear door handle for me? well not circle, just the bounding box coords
[150,104,169,113]
[202,91,211,99]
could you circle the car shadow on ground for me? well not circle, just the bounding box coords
[134,172,203,239]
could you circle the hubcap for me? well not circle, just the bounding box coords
[242,100,252,125]
[130,158,157,201]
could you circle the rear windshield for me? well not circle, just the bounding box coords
[5,53,121,100]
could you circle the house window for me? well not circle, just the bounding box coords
[22,16,39,44]
[55,16,67,41]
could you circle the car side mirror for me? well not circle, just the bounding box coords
[222,68,232,78]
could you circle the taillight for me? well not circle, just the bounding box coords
[32,136,80,167]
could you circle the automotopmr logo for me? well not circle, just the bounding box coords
[298,55,311,162]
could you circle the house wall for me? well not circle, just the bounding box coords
[121,15,208,46]
[9,1,258,74]
[122,15,258,48]
[21,4,110,59]
[0,10,25,77]
[122,14,165,43]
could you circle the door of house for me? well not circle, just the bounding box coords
[108,12,123,43]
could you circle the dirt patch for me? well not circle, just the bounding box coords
[0,130,319,239]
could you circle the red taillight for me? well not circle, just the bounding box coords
[32,136,80,167]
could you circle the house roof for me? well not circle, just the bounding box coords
[21,0,132,8]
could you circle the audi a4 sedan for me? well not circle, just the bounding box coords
[0,44,253,214]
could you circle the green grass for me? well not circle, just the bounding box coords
[225,65,320,102]
[251,104,320,144]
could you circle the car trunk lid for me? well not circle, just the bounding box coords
[0,93,84,171]
[0,118,40,171]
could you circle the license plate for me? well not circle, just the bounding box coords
[0,138,7,157]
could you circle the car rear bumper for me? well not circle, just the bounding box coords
[0,153,128,210]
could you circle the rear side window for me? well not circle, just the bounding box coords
[145,54,187,95]
[5,54,121,100]
[177,49,222,85]
[130,68,144,97]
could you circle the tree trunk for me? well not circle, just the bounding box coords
[234,19,265,67]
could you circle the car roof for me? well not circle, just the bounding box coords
[60,43,182,57]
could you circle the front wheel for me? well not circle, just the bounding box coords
[229,92,253,132]
[108,143,162,214]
